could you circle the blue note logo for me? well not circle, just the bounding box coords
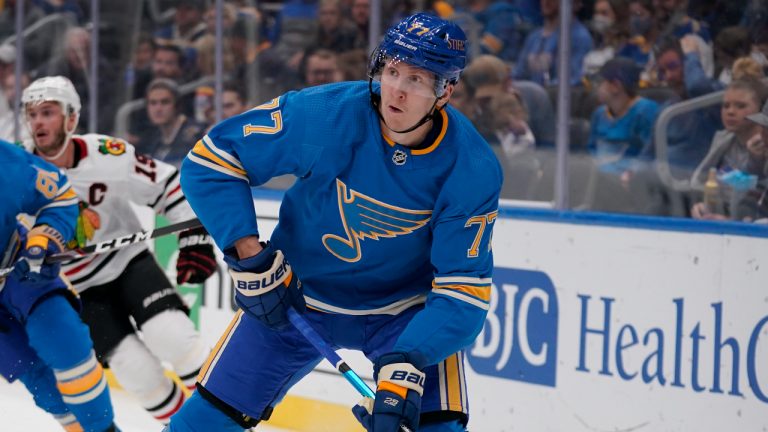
[467,268,559,387]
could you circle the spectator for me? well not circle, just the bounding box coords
[690,78,768,220]
[751,28,768,76]
[194,2,238,76]
[490,92,536,157]
[583,0,631,78]
[618,0,657,71]
[653,0,714,77]
[465,0,526,62]
[450,76,477,119]
[337,48,369,80]
[41,26,119,132]
[350,0,370,49]
[124,33,156,102]
[654,37,722,176]
[732,56,766,81]
[152,43,188,84]
[134,78,205,167]
[464,54,554,147]
[221,81,248,120]
[155,0,208,47]
[0,71,30,144]
[301,49,344,87]
[31,0,84,23]
[736,99,768,222]
[713,27,752,85]
[587,56,659,182]
[312,0,358,53]
[512,0,593,86]
[229,15,291,102]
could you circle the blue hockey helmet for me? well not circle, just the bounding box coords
[369,13,468,97]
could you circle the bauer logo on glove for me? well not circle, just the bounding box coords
[233,256,291,295]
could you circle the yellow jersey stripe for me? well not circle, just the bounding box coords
[191,140,248,176]
[203,135,245,171]
[187,153,249,181]
[432,288,490,310]
[57,363,104,396]
[445,353,463,411]
[198,311,244,385]
[433,284,491,302]
[55,187,78,201]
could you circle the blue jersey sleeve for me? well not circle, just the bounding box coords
[21,151,79,242]
[181,92,320,251]
[393,147,503,367]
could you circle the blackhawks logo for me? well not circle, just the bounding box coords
[98,138,126,156]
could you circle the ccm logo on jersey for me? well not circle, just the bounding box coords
[233,259,290,296]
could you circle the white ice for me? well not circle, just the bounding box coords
[0,380,289,431]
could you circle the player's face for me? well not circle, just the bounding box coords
[378,60,441,131]
[26,101,68,154]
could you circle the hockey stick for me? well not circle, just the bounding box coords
[286,308,413,432]
[0,218,201,278]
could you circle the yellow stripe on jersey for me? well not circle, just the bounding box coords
[198,310,244,385]
[190,140,248,177]
[432,285,491,310]
[55,187,78,201]
[57,362,104,396]
[444,353,463,412]
[432,283,491,302]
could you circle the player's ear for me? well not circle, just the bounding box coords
[437,83,455,108]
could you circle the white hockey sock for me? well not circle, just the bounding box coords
[108,334,184,423]
[141,309,210,390]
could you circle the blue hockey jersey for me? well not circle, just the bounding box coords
[181,82,502,364]
[0,140,78,265]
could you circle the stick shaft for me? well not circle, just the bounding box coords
[287,308,375,398]
[0,218,201,277]
[286,309,412,432]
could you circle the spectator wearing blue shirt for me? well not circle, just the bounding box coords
[512,0,593,86]
[654,37,723,176]
[588,56,660,181]
[467,0,526,62]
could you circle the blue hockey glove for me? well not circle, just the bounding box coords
[11,225,66,287]
[224,241,306,329]
[352,352,424,432]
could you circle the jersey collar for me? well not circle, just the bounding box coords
[381,108,449,155]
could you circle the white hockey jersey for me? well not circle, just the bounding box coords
[51,134,196,292]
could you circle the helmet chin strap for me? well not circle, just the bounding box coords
[369,78,443,135]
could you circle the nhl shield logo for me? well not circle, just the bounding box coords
[392,149,407,166]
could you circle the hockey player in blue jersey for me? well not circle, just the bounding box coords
[0,140,118,431]
[169,13,502,432]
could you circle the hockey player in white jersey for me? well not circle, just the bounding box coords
[21,76,218,424]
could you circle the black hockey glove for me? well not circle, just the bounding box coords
[224,241,306,329]
[353,352,424,432]
[176,227,217,285]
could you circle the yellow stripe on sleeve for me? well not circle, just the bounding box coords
[191,141,248,176]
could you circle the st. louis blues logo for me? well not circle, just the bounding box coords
[392,149,407,165]
[322,179,432,262]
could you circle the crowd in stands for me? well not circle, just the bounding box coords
[0,0,767,221]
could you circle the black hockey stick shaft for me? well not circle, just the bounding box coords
[0,218,201,277]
